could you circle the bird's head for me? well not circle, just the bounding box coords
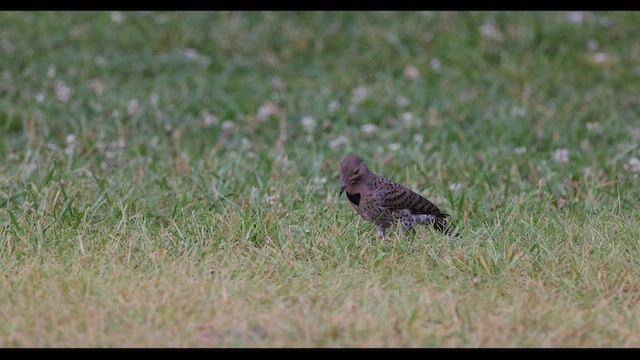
[340,155,368,196]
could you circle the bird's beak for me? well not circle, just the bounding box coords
[340,179,347,197]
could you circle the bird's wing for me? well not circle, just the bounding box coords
[374,178,448,218]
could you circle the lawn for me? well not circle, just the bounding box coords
[0,11,639,347]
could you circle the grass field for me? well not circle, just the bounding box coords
[1,11,639,347]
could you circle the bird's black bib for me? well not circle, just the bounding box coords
[346,192,361,206]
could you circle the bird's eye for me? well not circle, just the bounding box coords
[354,168,359,175]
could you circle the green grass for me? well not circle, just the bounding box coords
[1,11,639,347]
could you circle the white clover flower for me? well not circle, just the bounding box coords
[93,55,107,66]
[329,135,348,149]
[54,80,71,102]
[514,146,527,155]
[64,134,77,155]
[404,65,421,80]
[626,157,640,174]
[88,80,104,96]
[361,123,378,136]
[127,99,140,116]
[513,107,527,117]
[110,11,125,23]
[586,122,601,132]
[182,48,199,59]
[480,22,503,40]
[35,93,45,103]
[351,86,369,104]
[554,148,570,164]
[448,182,462,191]
[257,101,279,121]
[395,96,410,107]
[413,134,424,144]
[221,120,235,131]
[592,52,609,64]
[328,100,339,113]
[155,14,169,24]
[430,58,441,71]
[566,11,584,24]
[202,111,218,127]
[149,93,159,106]
[402,111,415,125]
[301,116,316,133]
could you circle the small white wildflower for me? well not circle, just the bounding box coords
[514,146,527,155]
[88,79,104,96]
[155,14,169,24]
[150,136,159,148]
[554,148,570,164]
[402,112,415,124]
[627,157,640,174]
[597,16,611,27]
[271,77,286,90]
[430,58,441,71]
[513,107,527,117]
[47,65,56,78]
[64,134,76,155]
[587,39,598,52]
[566,11,584,24]
[329,135,349,149]
[388,143,401,151]
[301,116,316,133]
[257,101,278,121]
[127,99,140,116]
[448,182,462,191]
[93,55,107,66]
[54,80,71,102]
[202,111,218,127]
[361,123,378,136]
[351,86,369,104]
[592,52,609,64]
[0,38,15,53]
[221,120,235,131]
[586,122,601,132]
[150,93,159,106]
[328,100,339,113]
[404,65,421,80]
[480,22,503,40]
[395,96,410,107]
[66,134,77,145]
[112,110,120,119]
[583,166,592,177]
[35,93,45,103]
[110,11,125,23]
[264,192,278,206]
[413,134,424,144]
[182,48,199,60]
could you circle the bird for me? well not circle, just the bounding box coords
[339,154,453,238]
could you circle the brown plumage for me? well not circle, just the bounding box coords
[339,154,452,238]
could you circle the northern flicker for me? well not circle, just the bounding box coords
[339,155,452,238]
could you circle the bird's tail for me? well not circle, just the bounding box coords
[433,218,458,237]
